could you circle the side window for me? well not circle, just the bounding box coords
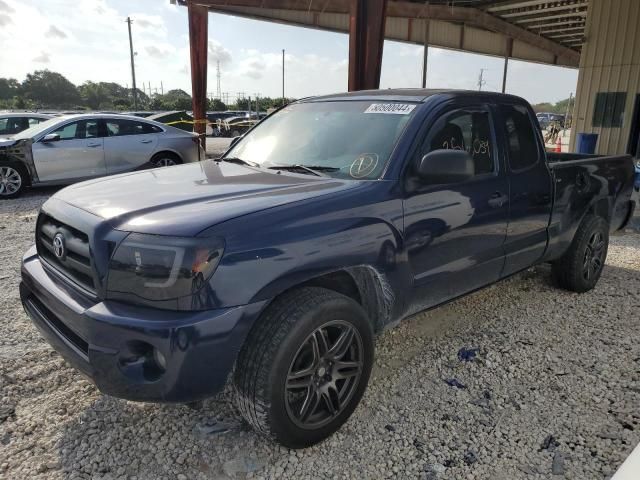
[50,120,100,140]
[0,118,7,134]
[501,105,539,171]
[106,119,160,136]
[420,109,495,175]
[51,121,79,140]
[28,117,44,126]
[133,122,162,135]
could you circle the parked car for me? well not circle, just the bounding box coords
[0,113,203,198]
[0,113,52,137]
[635,159,640,191]
[147,110,194,132]
[19,90,636,448]
[220,116,259,137]
[536,112,565,129]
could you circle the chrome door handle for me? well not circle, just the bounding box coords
[87,143,101,148]
[141,139,153,144]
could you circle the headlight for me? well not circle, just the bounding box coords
[107,233,224,302]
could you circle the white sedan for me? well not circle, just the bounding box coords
[0,113,204,198]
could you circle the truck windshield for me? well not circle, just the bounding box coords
[225,101,418,180]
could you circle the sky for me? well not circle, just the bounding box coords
[0,0,578,105]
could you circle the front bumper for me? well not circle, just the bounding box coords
[20,246,267,403]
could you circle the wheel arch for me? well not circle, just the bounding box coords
[254,266,395,334]
[0,155,32,187]
[150,149,183,164]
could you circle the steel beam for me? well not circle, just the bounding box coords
[188,0,208,150]
[348,0,387,91]
[195,0,581,66]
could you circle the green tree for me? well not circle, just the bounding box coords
[149,89,191,111]
[21,70,81,108]
[0,78,20,101]
[208,98,226,111]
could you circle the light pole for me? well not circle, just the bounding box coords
[126,17,138,109]
[282,49,285,107]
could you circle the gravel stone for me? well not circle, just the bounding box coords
[0,189,639,479]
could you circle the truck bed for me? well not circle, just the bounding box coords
[544,152,636,260]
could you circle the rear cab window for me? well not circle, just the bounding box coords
[500,104,540,171]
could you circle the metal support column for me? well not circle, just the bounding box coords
[188,0,208,151]
[348,0,387,91]
[422,19,430,88]
[502,37,513,94]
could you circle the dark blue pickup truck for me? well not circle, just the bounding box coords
[20,90,636,448]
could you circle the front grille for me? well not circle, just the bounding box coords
[36,213,96,293]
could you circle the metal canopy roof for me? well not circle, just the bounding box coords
[186,1,588,68]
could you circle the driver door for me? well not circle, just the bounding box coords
[32,119,106,182]
[403,105,509,312]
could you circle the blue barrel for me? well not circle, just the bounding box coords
[576,133,598,154]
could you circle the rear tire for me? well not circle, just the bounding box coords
[233,287,374,448]
[150,152,181,168]
[552,215,609,292]
[0,162,27,199]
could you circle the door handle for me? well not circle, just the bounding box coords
[141,139,153,144]
[488,192,508,208]
[87,143,101,148]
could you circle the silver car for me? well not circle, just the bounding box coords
[0,114,203,198]
[0,112,53,136]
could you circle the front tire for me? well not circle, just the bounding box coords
[552,215,609,292]
[0,162,27,199]
[233,287,374,448]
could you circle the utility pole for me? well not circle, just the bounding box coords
[216,60,221,99]
[565,92,574,129]
[160,81,164,95]
[126,17,138,109]
[477,68,487,91]
[282,49,285,107]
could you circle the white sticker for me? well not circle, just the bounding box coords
[364,103,416,115]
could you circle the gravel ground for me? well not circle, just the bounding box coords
[0,189,639,480]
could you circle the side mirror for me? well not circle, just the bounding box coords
[417,149,475,184]
[229,136,242,149]
[41,133,60,143]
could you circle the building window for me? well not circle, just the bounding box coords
[593,92,626,128]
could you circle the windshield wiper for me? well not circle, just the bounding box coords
[217,157,259,168]
[267,164,340,176]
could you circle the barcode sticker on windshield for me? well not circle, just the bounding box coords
[364,103,416,115]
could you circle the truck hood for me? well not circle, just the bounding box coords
[53,160,361,236]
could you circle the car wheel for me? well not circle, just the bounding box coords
[0,163,26,199]
[150,152,181,168]
[552,215,609,292]
[233,286,374,449]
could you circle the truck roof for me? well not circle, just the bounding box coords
[303,88,528,104]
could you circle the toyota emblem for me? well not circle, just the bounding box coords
[52,233,66,259]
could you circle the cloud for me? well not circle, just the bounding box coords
[131,13,167,37]
[208,40,232,66]
[145,45,172,59]
[0,13,10,26]
[0,0,14,13]
[45,25,67,39]
[33,52,51,64]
